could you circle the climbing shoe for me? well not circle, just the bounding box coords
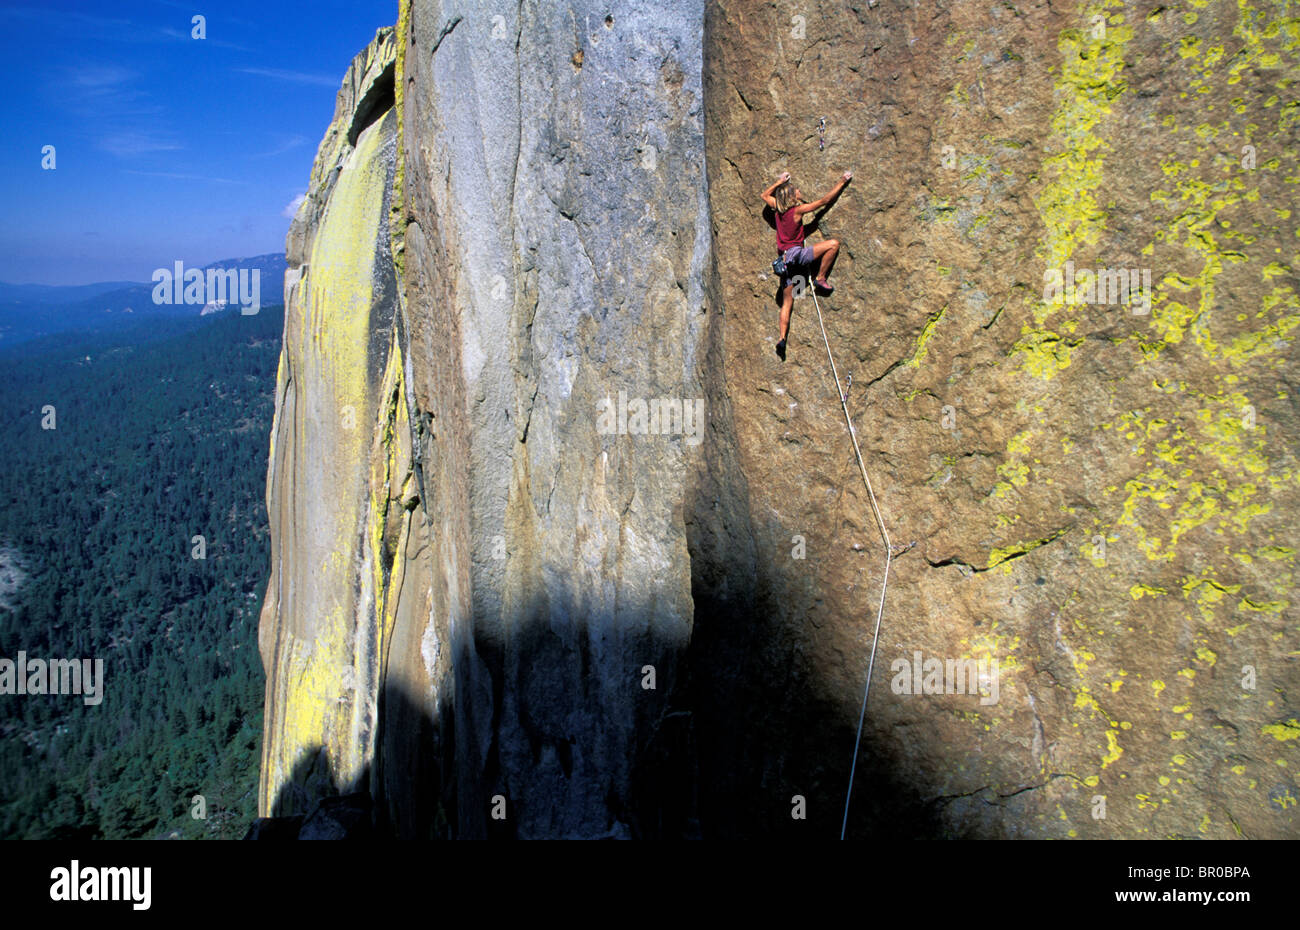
[775,339,787,361]
[814,278,834,294]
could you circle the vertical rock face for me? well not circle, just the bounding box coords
[259,28,405,815]
[262,2,713,838]
[259,1,1298,838]
[398,0,710,838]
[700,0,1299,839]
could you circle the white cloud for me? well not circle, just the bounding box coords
[282,193,306,219]
[122,170,242,184]
[69,65,134,92]
[238,67,339,87]
[251,135,310,159]
[99,131,182,157]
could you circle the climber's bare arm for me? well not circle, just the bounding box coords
[795,171,852,215]
[761,171,790,209]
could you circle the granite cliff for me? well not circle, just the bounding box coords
[256,0,1299,838]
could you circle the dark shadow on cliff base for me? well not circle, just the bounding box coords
[250,686,448,839]
[253,337,946,841]
[252,393,939,842]
[672,513,942,840]
[252,582,941,840]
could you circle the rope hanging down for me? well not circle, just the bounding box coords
[808,287,908,840]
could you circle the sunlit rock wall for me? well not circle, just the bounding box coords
[258,2,1299,839]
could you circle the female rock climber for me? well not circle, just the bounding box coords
[762,169,851,360]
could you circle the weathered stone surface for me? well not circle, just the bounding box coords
[257,1,1299,838]
[399,0,710,839]
[701,0,1299,838]
[258,29,406,816]
[262,1,713,838]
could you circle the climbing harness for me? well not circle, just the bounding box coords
[808,287,909,839]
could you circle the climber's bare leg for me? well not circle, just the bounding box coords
[778,281,793,341]
[776,280,793,359]
[813,238,840,283]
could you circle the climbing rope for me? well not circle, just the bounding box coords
[808,286,902,840]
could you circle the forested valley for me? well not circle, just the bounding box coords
[0,307,281,838]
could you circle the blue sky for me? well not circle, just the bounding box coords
[0,0,396,284]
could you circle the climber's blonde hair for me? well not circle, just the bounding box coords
[773,180,799,213]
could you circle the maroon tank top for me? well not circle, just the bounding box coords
[774,207,805,254]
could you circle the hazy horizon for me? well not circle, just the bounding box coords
[0,251,286,289]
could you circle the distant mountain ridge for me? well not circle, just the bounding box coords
[0,253,286,348]
[0,281,140,304]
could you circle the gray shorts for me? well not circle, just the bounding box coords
[782,245,816,269]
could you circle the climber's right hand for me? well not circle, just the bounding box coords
[842,171,853,182]
[778,171,790,183]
